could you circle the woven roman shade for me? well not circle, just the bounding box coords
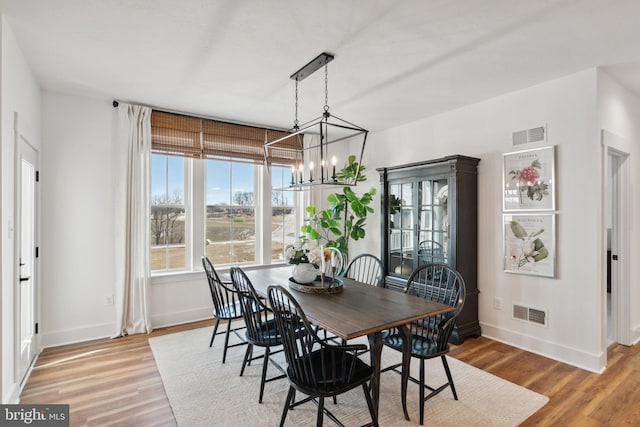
[150,110,301,165]
[151,111,201,158]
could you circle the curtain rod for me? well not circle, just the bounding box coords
[112,99,290,133]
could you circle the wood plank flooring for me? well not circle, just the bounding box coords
[20,320,640,426]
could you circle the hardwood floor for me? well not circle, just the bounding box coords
[20,320,640,426]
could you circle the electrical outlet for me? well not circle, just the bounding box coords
[104,294,114,306]
[494,297,503,310]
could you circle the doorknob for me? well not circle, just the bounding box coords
[612,254,619,261]
[19,276,31,282]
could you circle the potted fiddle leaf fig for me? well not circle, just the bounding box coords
[301,155,376,261]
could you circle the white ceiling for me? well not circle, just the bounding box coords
[2,0,640,132]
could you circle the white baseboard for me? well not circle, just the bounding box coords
[5,382,22,404]
[631,324,640,345]
[151,307,211,329]
[480,322,605,373]
[41,322,116,348]
[40,308,213,348]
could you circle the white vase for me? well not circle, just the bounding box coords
[292,263,318,284]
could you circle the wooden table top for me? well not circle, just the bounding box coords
[245,266,453,340]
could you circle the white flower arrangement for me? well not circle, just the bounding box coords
[284,236,324,268]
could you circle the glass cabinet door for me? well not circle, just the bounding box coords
[388,177,449,277]
[388,181,414,276]
[417,178,448,266]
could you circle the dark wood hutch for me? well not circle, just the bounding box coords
[377,155,481,344]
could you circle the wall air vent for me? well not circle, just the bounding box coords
[512,125,546,145]
[513,304,547,326]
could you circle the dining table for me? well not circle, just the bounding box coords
[245,265,454,420]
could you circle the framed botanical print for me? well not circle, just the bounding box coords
[503,146,555,211]
[503,213,556,277]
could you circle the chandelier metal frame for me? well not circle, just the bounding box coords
[263,52,368,190]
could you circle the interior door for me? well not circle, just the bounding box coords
[602,130,631,351]
[606,148,630,346]
[16,115,39,384]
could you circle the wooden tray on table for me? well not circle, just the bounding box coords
[288,275,343,294]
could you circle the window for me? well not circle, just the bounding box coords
[205,159,256,265]
[150,154,186,271]
[149,110,302,275]
[271,165,296,262]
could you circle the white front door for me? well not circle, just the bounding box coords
[16,115,39,385]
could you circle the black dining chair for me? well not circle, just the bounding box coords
[342,253,383,287]
[418,240,446,264]
[381,263,466,425]
[267,285,379,427]
[339,253,384,351]
[229,267,286,403]
[201,256,247,363]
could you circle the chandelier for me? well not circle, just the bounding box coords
[263,53,368,189]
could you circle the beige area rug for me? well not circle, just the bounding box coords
[149,326,548,426]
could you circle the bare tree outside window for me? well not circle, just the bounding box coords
[151,191,185,246]
[150,154,186,272]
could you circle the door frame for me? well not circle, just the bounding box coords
[13,112,41,390]
[601,130,631,350]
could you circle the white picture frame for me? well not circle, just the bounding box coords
[503,146,556,211]
[503,213,556,278]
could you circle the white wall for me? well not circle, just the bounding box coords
[40,93,213,346]
[355,69,607,371]
[40,92,120,345]
[1,16,42,403]
[596,69,640,344]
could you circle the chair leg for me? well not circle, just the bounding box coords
[209,318,220,347]
[362,383,379,427]
[222,320,232,364]
[240,344,253,377]
[280,386,295,427]
[316,397,325,427]
[419,358,425,426]
[247,345,254,366]
[259,346,270,403]
[441,355,458,400]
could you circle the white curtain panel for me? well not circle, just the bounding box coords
[113,103,152,336]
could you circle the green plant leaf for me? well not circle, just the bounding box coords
[533,246,548,261]
[510,221,527,239]
[530,229,544,239]
[533,238,544,251]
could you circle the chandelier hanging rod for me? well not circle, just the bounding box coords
[290,52,334,81]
